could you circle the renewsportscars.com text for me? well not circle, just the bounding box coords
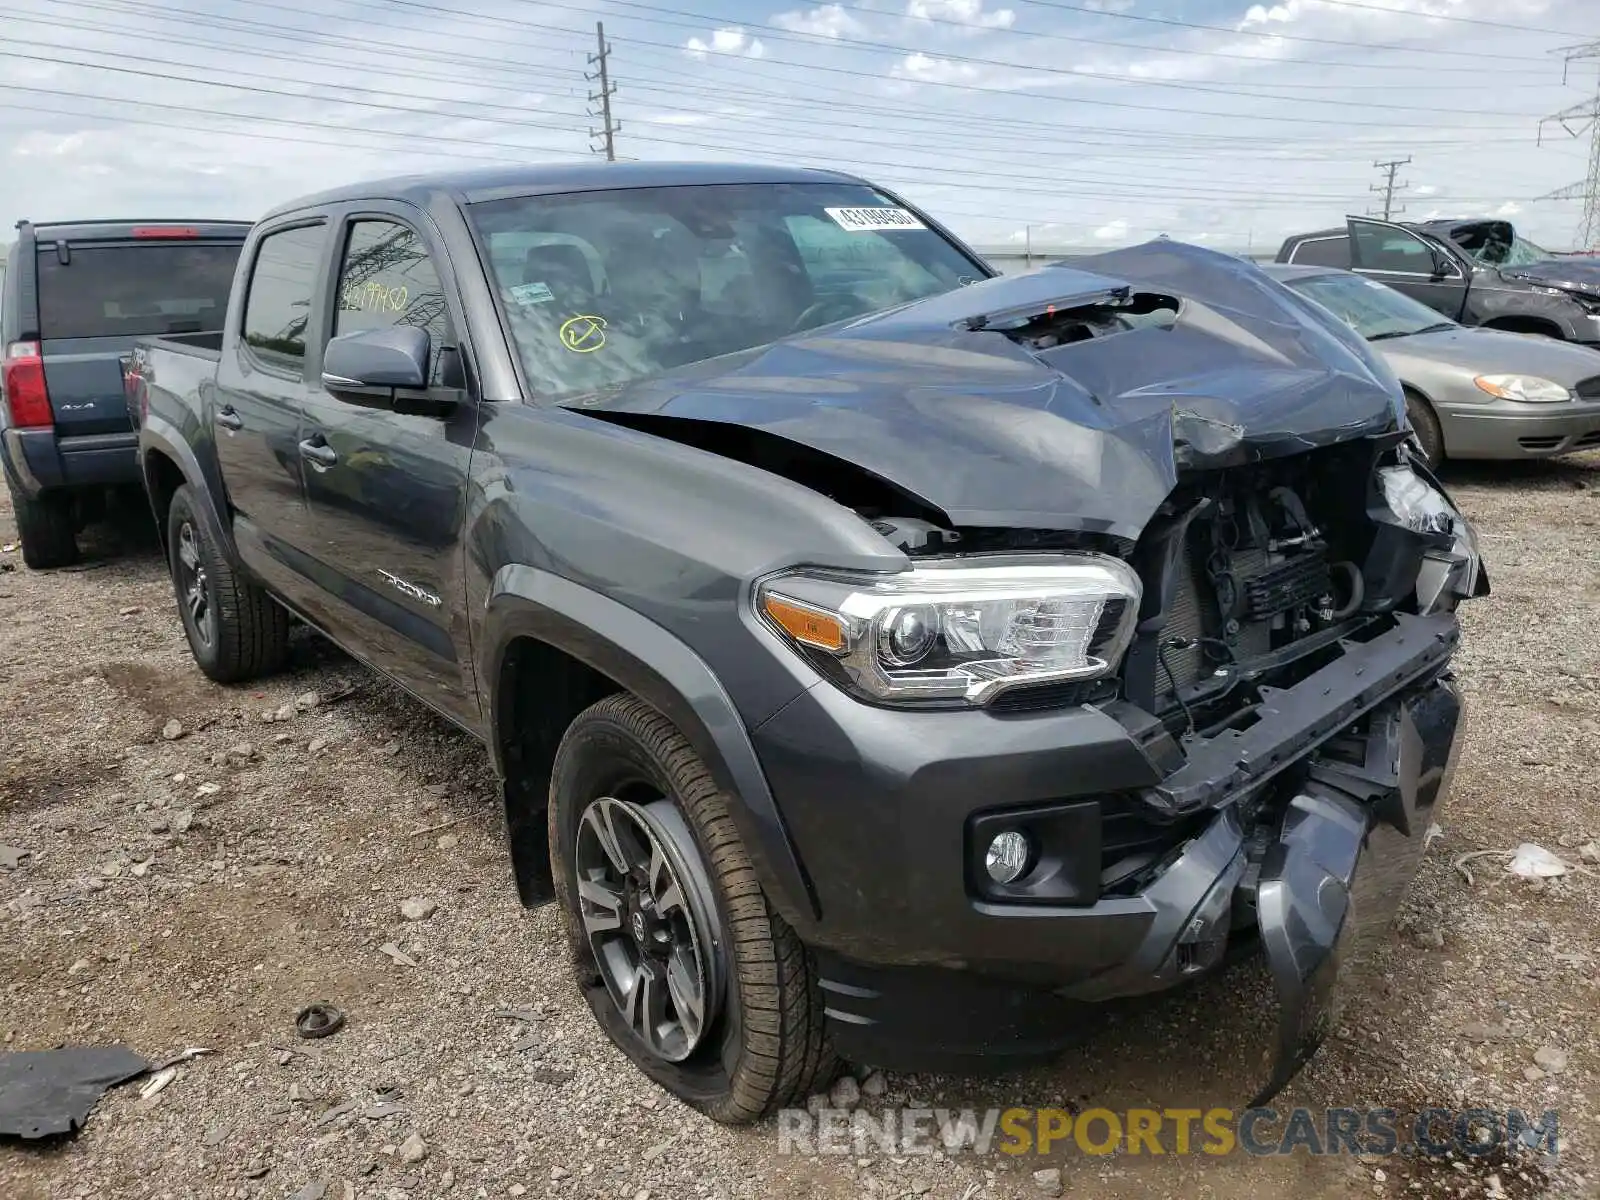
[777,1106,1561,1161]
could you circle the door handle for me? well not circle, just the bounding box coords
[298,438,338,468]
[215,406,243,431]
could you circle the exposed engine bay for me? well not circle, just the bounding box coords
[861,436,1482,737]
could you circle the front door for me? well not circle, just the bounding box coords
[1346,217,1470,320]
[297,210,481,730]
[213,221,329,606]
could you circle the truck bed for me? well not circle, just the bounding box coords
[125,332,224,433]
[143,329,225,359]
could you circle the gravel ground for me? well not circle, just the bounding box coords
[1,455,1598,1200]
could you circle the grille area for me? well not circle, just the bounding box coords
[1575,375,1600,401]
[1157,540,1273,700]
[1100,794,1205,895]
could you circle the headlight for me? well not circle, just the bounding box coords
[1378,464,1482,611]
[1473,374,1572,403]
[757,555,1142,706]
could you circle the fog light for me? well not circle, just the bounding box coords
[984,830,1032,884]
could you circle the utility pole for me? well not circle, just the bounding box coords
[1537,41,1600,250]
[1368,156,1411,220]
[587,21,619,162]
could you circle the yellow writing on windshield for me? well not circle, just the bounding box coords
[342,281,410,315]
[560,314,607,353]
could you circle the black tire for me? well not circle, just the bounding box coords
[549,693,837,1124]
[10,487,78,569]
[166,484,289,683]
[1404,390,1445,468]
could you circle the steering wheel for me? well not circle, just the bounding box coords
[790,295,862,334]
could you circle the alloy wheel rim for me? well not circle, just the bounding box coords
[176,522,213,649]
[574,795,722,1063]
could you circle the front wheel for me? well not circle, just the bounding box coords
[1404,390,1445,468]
[549,694,837,1123]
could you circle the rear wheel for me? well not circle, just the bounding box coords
[166,484,289,682]
[1404,390,1444,467]
[549,693,837,1123]
[9,486,79,569]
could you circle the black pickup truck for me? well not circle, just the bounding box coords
[1278,215,1600,343]
[130,163,1485,1122]
[2,219,249,566]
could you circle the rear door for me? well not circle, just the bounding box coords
[212,220,329,607]
[1346,217,1470,319]
[297,207,480,726]
[33,229,242,436]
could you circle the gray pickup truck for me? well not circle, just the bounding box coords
[130,162,1485,1122]
[2,219,249,566]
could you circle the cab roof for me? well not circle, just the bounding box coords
[261,161,870,222]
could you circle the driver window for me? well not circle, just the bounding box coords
[1351,225,1434,274]
[334,220,453,384]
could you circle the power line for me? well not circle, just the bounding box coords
[337,0,1551,116]
[36,0,586,84]
[758,0,1568,79]
[1009,0,1564,62]
[1369,156,1412,220]
[1304,0,1592,36]
[137,0,1538,127]
[587,20,621,160]
[18,0,1553,134]
[529,0,1556,104]
[0,42,595,137]
[14,4,1546,158]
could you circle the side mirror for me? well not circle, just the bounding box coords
[1429,252,1458,281]
[321,326,429,394]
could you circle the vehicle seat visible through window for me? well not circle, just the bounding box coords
[522,243,600,312]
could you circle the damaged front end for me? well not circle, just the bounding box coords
[574,241,1485,1099]
[1049,437,1481,1102]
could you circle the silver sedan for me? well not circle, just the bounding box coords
[1265,263,1600,464]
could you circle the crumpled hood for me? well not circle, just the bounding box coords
[568,241,1405,540]
[1502,257,1600,295]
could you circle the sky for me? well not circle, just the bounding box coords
[1,0,1597,254]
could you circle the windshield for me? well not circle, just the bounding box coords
[469,182,984,401]
[1287,271,1455,341]
[1449,223,1551,269]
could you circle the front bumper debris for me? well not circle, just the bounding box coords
[1251,675,1463,1103]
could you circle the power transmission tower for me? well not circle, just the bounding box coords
[587,21,620,162]
[1537,41,1600,250]
[1368,156,1411,220]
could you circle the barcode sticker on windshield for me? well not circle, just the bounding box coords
[825,206,925,233]
[509,281,555,305]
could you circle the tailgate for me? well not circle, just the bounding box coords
[40,337,138,436]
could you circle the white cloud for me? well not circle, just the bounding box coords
[894,52,982,83]
[1094,218,1131,241]
[772,4,863,39]
[685,27,766,60]
[1414,184,1439,196]
[906,0,1016,30]
[1083,0,1136,9]
[11,131,87,158]
[1495,201,1524,217]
